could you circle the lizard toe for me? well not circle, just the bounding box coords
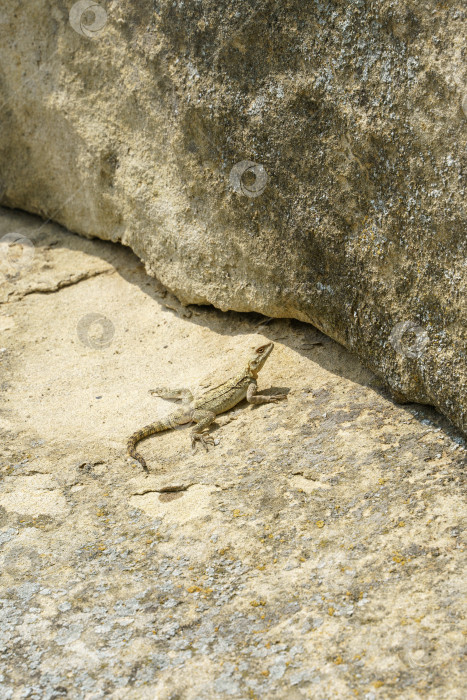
[192,433,214,451]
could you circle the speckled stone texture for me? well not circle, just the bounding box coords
[0,208,466,698]
[0,0,465,437]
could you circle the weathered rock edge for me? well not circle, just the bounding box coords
[0,1,465,435]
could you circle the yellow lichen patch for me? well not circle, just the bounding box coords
[316,520,325,528]
[233,508,249,517]
[392,552,406,564]
[187,585,213,596]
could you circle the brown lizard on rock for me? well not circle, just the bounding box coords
[127,342,287,472]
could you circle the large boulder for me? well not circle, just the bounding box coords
[0,0,465,434]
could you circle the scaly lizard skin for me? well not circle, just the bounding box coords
[127,342,286,472]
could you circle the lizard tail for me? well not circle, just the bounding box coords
[127,421,170,473]
[127,439,148,472]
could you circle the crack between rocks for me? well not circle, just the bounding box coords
[2,268,114,303]
[132,483,194,496]
[291,470,319,481]
[131,481,225,495]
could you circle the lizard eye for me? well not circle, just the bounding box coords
[257,348,264,353]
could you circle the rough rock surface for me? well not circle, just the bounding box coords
[0,208,466,698]
[0,1,466,436]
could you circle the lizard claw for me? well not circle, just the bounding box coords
[191,433,215,452]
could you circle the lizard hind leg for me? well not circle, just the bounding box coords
[191,410,216,451]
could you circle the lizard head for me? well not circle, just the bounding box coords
[247,342,274,377]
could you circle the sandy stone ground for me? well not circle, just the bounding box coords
[0,207,465,699]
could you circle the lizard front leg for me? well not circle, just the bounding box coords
[191,409,217,451]
[149,388,194,405]
[246,381,287,404]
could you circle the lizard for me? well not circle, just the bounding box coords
[127,341,287,472]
